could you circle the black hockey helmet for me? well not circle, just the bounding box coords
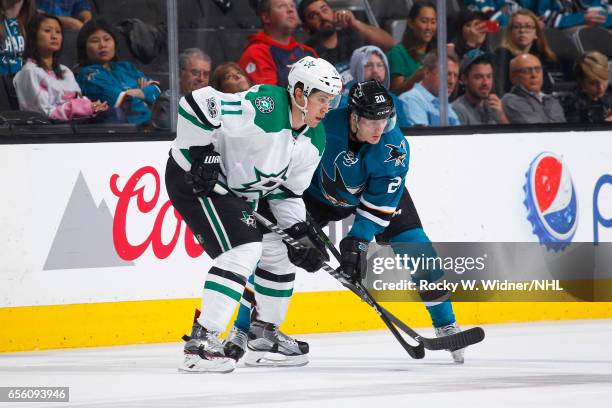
[348,80,395,120]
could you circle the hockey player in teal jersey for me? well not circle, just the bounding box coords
[227,80,465,365]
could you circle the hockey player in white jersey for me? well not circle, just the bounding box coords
[165,56,342,373]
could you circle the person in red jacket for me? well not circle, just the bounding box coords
[240,0,317,87]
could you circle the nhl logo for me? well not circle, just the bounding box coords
[255,96,275,114]
[206,97,219,118]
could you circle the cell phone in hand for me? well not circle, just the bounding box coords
[484,20,500,33]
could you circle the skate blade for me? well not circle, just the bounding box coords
[450,349,465,364]
[178,354,236,373]
[244,350,309,368]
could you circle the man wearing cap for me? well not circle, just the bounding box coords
[453,49,509,125]
[298,0,394,71]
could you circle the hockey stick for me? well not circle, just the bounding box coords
[249,209,426,359]
[211,184,424,358]
[305,212,485,351]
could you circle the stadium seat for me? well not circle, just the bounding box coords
[90,0,166,24]
[386,19,407,43]
[194,0,260,29]
[572,26,612,58]
[178,28,258,67]
[0,110,51,125]
[544,28,580,63]
[0,74,18,111]
[59,30,79,69]
[327,0,378,27]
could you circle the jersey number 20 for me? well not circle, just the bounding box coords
[388,177,402,193]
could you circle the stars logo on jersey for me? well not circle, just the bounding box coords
[304,60,315,68]
[240,211,256,228]
[255,96,275,114]
[384,140,407,167]
[321,163,365,207]
[206,97,219,119]
[235,165,289,198]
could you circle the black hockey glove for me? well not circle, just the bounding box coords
[284,222,330,272]
[185,144,221,198]
[338,236,369,283]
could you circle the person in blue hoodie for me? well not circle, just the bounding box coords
[75,19,161,125]
[225,80,466,366]
[339,45,410,128]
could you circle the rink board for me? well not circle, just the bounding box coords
[1,131,611,352]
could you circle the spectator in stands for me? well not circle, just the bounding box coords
[178,48,210,95]
[297,0,394,77]
[538,0,612,30]
[453,49,509,125]
[494,9,558,96]
[388,1,437,95]
[565,51,612,123]
[13,13,108,120]
[76,19,161,125]
[452,10,491,59]
[36,0,92,31]
[465,0,533,28]
[239,0,315,88]
[398,49,461,126]
[338,45,409,127]
[1,0,35,75]
[212,62,252,93]
[501,53,566,123]
[152,48,211,130]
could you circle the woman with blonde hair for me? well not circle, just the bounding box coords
[565,51,612,123]
[494,9,559,95]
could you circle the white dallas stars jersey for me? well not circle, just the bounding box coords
[171,84,325,226]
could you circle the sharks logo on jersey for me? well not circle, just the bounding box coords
[320,153,366,207]
[384,140,407,167]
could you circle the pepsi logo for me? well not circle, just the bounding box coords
[523,152,578,251]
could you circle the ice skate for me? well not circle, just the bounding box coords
[223,325,248,362]
[179,321,236,373]
[435,322,465,364]
[244,320,309,367]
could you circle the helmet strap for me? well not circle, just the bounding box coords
[290,88,309,125]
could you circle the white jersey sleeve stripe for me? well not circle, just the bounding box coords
[359,197,396,213]
[356,208,391,227]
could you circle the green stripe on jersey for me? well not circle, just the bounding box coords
[201,198,231,252]
[178,106,214,131]
[254,283,293,298]
[204,281,242,301]
[221,101,241,106]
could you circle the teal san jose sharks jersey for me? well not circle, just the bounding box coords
[306,108,409,241]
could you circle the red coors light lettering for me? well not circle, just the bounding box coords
[110,166,204,260]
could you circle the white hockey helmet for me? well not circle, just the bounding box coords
[287,56,342,98]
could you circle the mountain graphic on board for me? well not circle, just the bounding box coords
[43,172,134,270]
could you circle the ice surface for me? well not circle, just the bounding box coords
[1,320,611,407]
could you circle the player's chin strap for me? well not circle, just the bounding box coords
[211,184,485,356]
[289,91,309,124]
